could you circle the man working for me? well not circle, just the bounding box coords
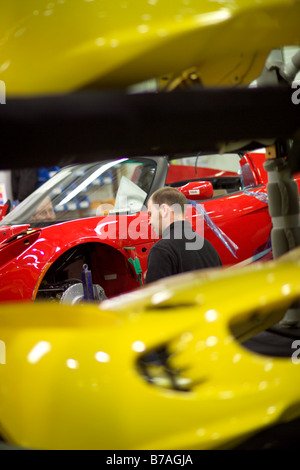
[145,187,222,284]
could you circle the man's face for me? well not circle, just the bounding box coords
[147,198,163,237]
[31,197,56,222]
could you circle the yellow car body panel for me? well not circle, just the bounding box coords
[1,249,300,449]
[1,0,300,95]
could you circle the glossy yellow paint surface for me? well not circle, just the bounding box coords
[1,0,300,95]
[1,248,300,449]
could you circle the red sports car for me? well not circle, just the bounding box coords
[0,151,280,303]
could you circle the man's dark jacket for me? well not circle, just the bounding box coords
[145,220,222,284]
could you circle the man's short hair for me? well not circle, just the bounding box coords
[149,187,187,214]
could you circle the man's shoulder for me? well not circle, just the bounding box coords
[151,238,173,250]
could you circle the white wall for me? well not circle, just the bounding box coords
[0,170,12,204]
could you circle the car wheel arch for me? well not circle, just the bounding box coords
[34,241,139,301]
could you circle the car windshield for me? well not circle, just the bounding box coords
[1,158,157,227]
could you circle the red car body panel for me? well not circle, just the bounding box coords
[0,152,296,303]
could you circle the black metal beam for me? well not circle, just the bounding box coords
[0,86,299,169]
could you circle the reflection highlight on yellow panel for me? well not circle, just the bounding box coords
[1,248,300,449]
[1,0,300,95]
